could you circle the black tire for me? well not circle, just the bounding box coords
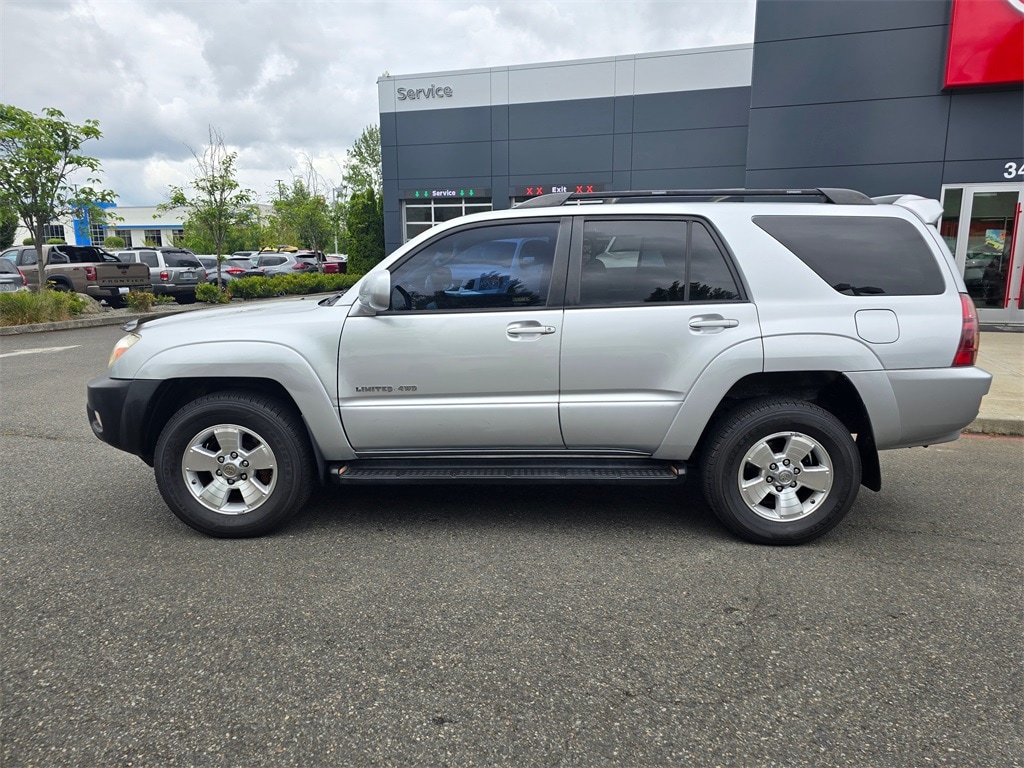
[175,294,197,304]
[700,399,860,545]
[154,391,315,537]
[50,279,72,292]
[106,294,126,308]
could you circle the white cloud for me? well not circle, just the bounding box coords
[0,0,755,205]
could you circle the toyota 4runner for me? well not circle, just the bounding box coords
[86,188,992,544]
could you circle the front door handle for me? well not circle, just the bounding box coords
[506,322,556,337]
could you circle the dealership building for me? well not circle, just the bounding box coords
[377,0,1024,325]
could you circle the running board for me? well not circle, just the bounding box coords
[327,458,686,485]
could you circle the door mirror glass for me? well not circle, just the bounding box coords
[358,271,391,313]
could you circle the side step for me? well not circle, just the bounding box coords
[327,458,686,485]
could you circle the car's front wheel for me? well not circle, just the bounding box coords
[154,391,314,537]
[700,399,861,545]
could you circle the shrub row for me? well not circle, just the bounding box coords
[201,272,362,302]
[0,290,89,326]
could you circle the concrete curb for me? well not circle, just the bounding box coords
[0,308,191,335]
[962,418,1024,438]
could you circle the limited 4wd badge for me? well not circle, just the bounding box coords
[354,385,417,393]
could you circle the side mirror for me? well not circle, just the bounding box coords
[357,271,391,313]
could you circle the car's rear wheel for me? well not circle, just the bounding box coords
[700,399,860,545]
[154,391,314,537]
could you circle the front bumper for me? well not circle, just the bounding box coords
[86,375,162,462]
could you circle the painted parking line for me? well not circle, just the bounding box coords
[0,345,81,359]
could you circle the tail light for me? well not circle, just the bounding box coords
[226,268,245,275]
[160,270,170,281]
[292,263,307,270]
[952,293,980,367]
[17,268,27,287]
[84,266,97,281]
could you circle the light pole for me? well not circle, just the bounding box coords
[333,186,347,256]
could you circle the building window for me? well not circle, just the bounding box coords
[115,229,133,246]
[43,224,66,242]
[90,222,106,245]
[170,229,185,245]
[144,229,163,247]
[401,199,492,243]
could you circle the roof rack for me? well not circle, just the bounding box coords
[515,187,874,209]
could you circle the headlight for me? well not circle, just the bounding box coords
[108,333,141,367]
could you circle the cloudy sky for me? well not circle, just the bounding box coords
[1,0,755,206]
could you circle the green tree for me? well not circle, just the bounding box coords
[158,127,256,286]
[0,105,116,291]
[343,125,382,196]
[0,208,17,249]
[271,158,334,254]
[103,235,125,249]
[345,188,384,274]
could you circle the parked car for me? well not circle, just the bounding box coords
[0,257,29,292]
[87,187,991,544]
[324,254,348,274]
[115,248,207,303]
[197,256,264,285]
[254,252,321,276]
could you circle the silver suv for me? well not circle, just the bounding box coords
[116,248,207,303]
[87,188,991,544]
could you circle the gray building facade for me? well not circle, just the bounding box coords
[379,0,1024,324]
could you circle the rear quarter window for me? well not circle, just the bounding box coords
[166,254,201,268]
[752,215,946,296]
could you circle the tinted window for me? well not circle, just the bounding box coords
[390,221,558,311]
[753,215,945,295]
[579,219,740,306]
[139,252,159,267]
[52,246,120,263]
[165,253,201,268]
[0,259,16,273]
[689,223,741,302]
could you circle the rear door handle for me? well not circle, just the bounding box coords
[689,317,739,330]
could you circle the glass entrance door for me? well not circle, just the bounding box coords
[941,183,1024,325]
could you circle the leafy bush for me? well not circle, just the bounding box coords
[227,272,359,300]
[124,291,156,312]
[196,283,231,303]
[0,289,89,326]
[104,235,126,249]
[45,238,65,244]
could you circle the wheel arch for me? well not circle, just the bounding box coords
[661,370,881,492]
[135,376,350,476]
[124,341,355,467]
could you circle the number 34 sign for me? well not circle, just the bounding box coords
[1004,162,1024,179]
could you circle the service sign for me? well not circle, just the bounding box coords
[944,0,1024,87]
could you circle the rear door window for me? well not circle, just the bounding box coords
[753,215,945,295]
[577,219,743,306]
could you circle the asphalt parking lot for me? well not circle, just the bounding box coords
[1,325,1022,767]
